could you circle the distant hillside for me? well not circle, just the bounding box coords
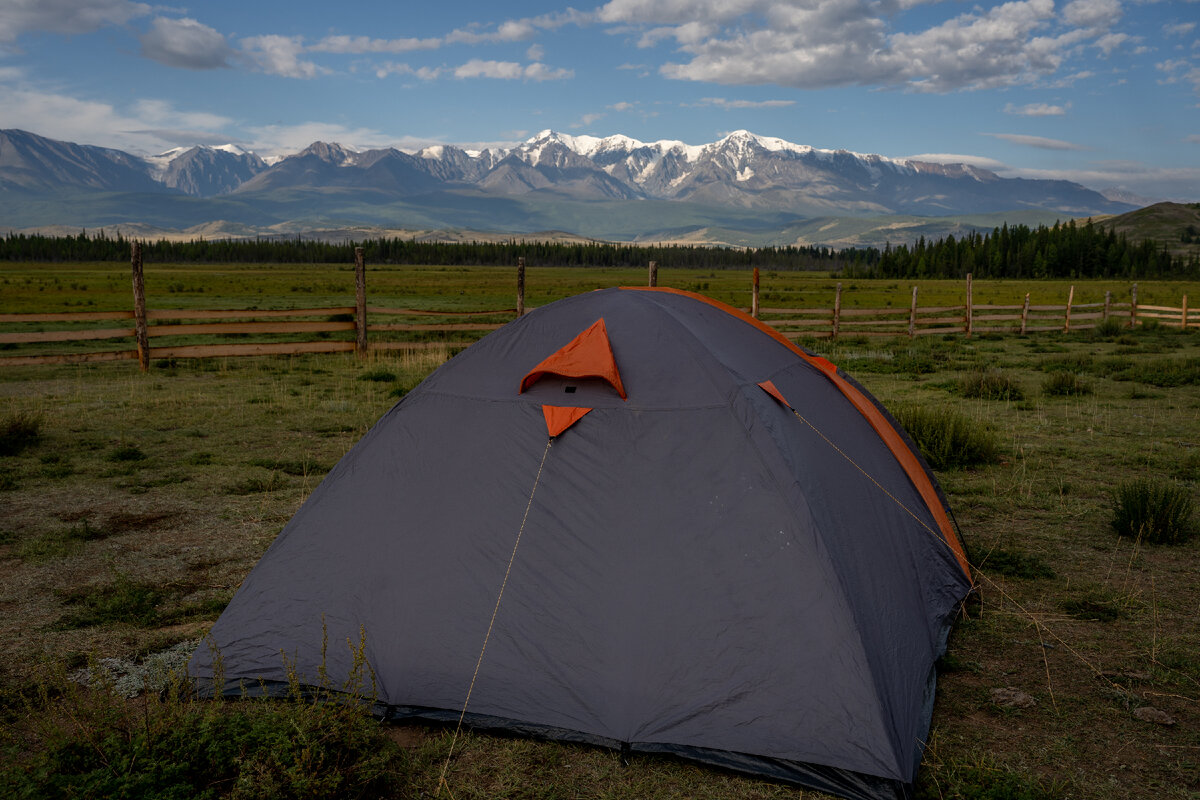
[1091,202,1200,258]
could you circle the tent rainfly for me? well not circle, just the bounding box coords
[190,287,973,800]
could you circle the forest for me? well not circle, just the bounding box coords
[1,218,1194,278]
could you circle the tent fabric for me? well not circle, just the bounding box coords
[189,287,972,800]
[520,316,626,399]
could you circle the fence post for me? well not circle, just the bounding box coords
[1104,290,1112,320]
[130,241,149,372]
[1020,293,1030,335]
[965,273,973,338]
[752,267,760,318]
[832,282,842,341]
[517,256,526,317]
[648,260,658,288]
[1064,285,1075,333]
[1183,294,1189,330]
[1131,283,1138,328]
[354,247,367,356]
[908,285,918,338]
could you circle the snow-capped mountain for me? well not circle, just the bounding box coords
[0,128,1138,239]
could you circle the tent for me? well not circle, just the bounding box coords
[190,287,973,800]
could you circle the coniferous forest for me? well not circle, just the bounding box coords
[1,219,1195,278]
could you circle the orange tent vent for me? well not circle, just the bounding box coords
[520,318,627,399]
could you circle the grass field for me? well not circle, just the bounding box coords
[1,265,1198,799]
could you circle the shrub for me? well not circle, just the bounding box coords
[1041,371,1091,397]
[893,405,1000,470]
[357,369,397,383]
[1092,317,1124,338]
[0,412,42,456]
[54,571,166,629]
[106,444,146,462]
[1110,479,1195,545]
[958,369,1025,401]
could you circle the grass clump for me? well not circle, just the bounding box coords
[53,571,166,629]
[1092,317,1125,338]
[357,368,397,383]
[105,444,146,462]
[0,672,403,800]
[0,412,43,456]
[957,369,1025,401]
[1041,371,1092,397]
[1110,479,1196,545]
[980,547,1056,580]
[893,406,1001,470]
[224,472,288,495]
[249,457,329,476]
[18,520,109,561]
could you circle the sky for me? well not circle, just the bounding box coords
[0,0,1197,201]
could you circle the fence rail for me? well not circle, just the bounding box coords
[1,248,1194,369]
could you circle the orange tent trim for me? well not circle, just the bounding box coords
[542,405,593,437]
[520,317,627,399]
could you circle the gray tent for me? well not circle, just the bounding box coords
[190,287,972,800]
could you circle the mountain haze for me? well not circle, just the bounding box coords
[0,128,1138,245]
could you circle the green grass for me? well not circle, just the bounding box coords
[957,368,1026,401]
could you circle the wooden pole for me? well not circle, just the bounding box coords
[832,282,842,341]
[648,260,658,288]
[130,241,149,372]
[1064,284,1075,333]
[1104,290,1112,320]
[1183,294,1189,330]
[908,285,918,338]
[516,256,526,317]
[965,273,973,337]
[751,267,760,318]
[1020,293,1030,335]
[354,246,367,356]
[1131,283,1138,329]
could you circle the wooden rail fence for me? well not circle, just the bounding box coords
[1,247,1194,369]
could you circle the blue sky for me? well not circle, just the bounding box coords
[1,0,1197,200]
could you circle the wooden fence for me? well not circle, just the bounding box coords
[1,249,1193,369]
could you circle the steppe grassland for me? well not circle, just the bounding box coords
[0,262,1198,799]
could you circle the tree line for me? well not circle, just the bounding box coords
[852,219,1196,279]
[1,220,1195,278]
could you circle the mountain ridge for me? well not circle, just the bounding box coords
[0,128,1141,246]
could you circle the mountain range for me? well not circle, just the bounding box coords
[0,128,1139,247]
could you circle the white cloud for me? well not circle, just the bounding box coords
[608,101,636,111]
[695,97,795,109]
[904,153,1010,171]
[139,17,232,69]
[1164,22,1196,37]
[0,85,231,153]
[982,132,1088,150]
[1093,32,1131,56]
[1185,134,1200,144]
[600,0,1126,93]
[454,59,572,81]
[570,112,606,128]
[1003,101,1068,116]
[1061,0,1122,30]
[1158,58,1200,93]
[239,35,325,79]
[526,43,545,61]
[309,34,441,54]
[0,0,149,43]
[374,62,443,80]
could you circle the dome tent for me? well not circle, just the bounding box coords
[189,287,973,800]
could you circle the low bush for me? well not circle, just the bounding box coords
[357,369,397,383]
[893,406,1001,470]
[106,444,146,462]
[1110,479,1195,545]
[957,369,1025,401]
[1041,371,1092,397]
[0,412,42,456]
